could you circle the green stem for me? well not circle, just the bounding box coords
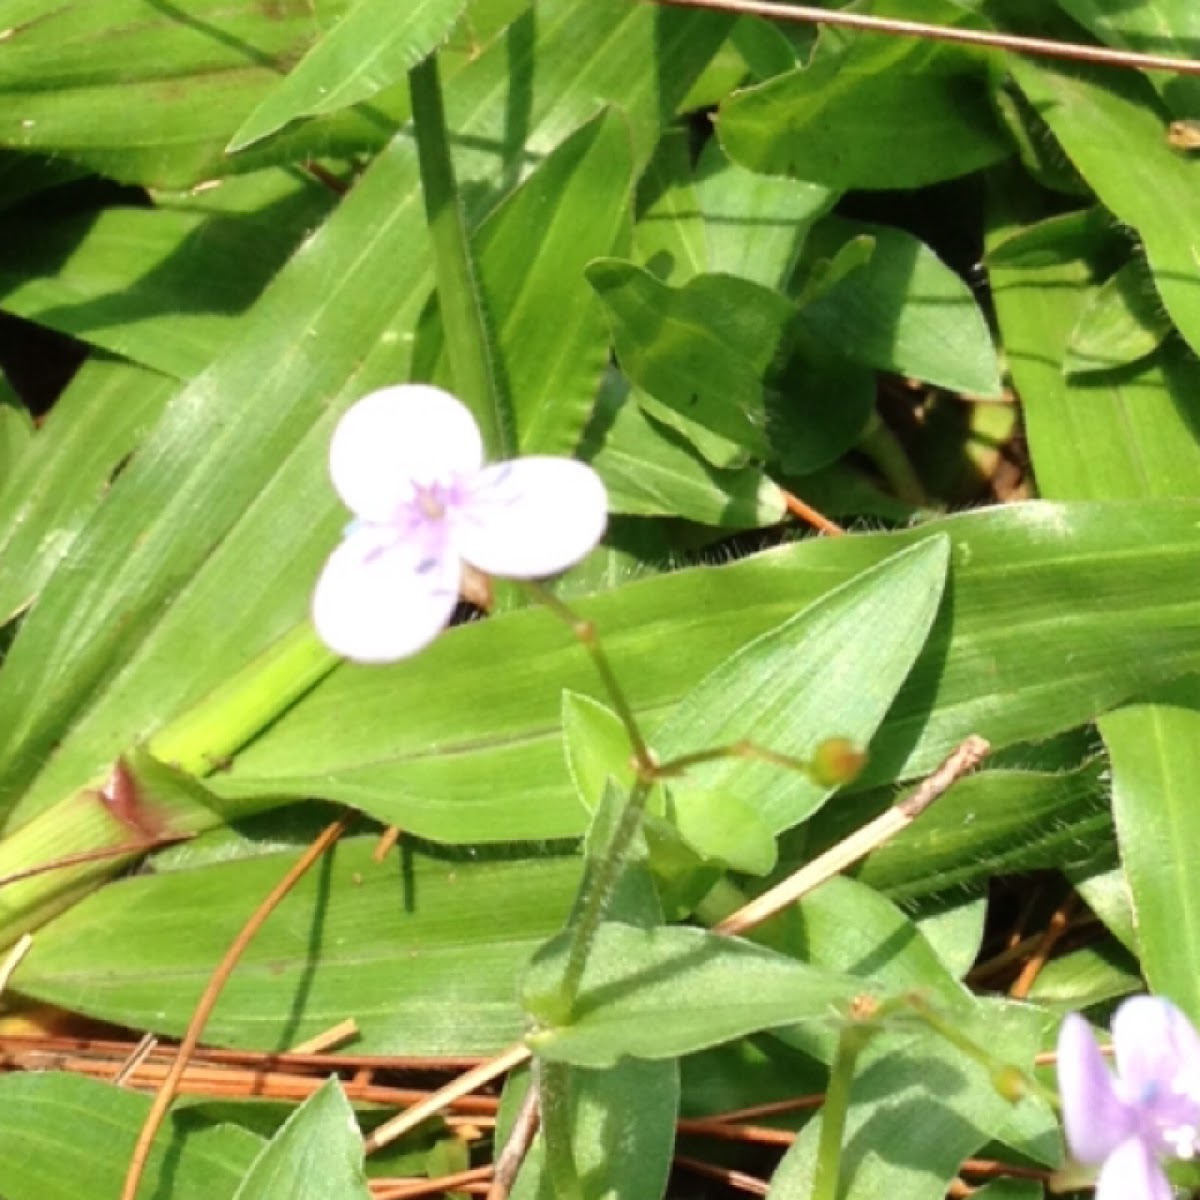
[656,739,814,779]
[408,51,514,458]
[537,1059,584,1200]
[0,624,340,948]
[857,411,927,507]
[557,778,652,1013]
[906,995,1061,1110]
[525,581,653,771]
[812,1024,873,1200]
[148,624,338,773]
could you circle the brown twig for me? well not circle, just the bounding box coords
[0,1032,489,1074]
[373,825,403,862]
[1009,893,1079,999]
[113,1034,158,1087]
[0,834,192,889]
[651,0,1200,76]
[781,490,845,536]
[289,1017,359,1055]
[371,1165,494,1199]
[716,736,991,936]
[673,1153,770,1196]
[364,1042,531,1155]
[486,1085,540,1200]
[119,813,352,1200]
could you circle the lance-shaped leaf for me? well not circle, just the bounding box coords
[717,1,1008,190]
[0,0,729,831]
[796,216,1003,397]
[523,922,864,1068]
[0,1072,263,1200]
[507,1059,679,1200]
[1102,698,1200,1024]
[14,837,582,1053]
[216,500,1200,844]
[587,259,793,460]
[229,0,467,152]
[0,356,173,626]
[233,1078,370,1200]
[583,373,786,527]
[1010,56,1200,362]
[652,537,950,868]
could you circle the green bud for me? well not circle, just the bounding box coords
[810,737,866,788]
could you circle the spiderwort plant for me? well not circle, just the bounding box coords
[312,383,608,662]
[1058,996,1200,1200]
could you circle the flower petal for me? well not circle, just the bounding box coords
[452,457,608,578]
[312,524,460,663]
[1114,996,1200,1103]
[1095,1137,1173,1200]
[329,385,484,521]
[1058,1012,1136,1164]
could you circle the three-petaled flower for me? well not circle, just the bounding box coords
[1058,995,1200,1200]
[313,384,608,662]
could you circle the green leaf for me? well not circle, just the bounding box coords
[768,1001,1054,1199]
[718,6,1009,190]
[233,1078,370,1200]
[217,500,1200,843]
[988,185,1200,500]
[1010,56,1200,362]
[14,837,581,1053]
[229,0,467,152]
[0,0,397,188]
[1101,700,1200,1024]
[1064,256,1172,376]
[523,922,862,1068]
[1025,943,1142,1012]
[842,761,1110,903]
[510,1060,679,1200]
[587,259,794,460]
[562,691,635,814]
[0,1072,263,1200]
[653,537,949,857]
[633,128,708,285]
[693,139,835,289]
[583,373,786,527]
[0,194,333,378]
[0,356,173,626]
[0,382,32,484]
[0,0,729,831]
[446,108,634,455]
[796,216,1003,397]
[670,789,777,874]
[769,340,876,475]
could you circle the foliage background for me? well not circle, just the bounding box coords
[1,0,1199,1195]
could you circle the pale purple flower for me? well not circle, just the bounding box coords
[1058,996,1200,1200]
[312,384,607,663]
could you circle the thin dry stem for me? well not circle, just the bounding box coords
[674,1153,770,1196]
[716,736,990,936]
[0,834,192,888]
[113,1034,158,1087]
[487,1085,540,1200]
[0,934,33,997]
[119,813,352,1200]
[289,1017,359,1055]
[1009,893,1078,999]
[651,0,1200,76]
[781,490,845,536]
[364,1042,531,1155]
[371,1165,494,1199]
[373,825,403,862]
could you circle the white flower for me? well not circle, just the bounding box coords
[313,384,607,663]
